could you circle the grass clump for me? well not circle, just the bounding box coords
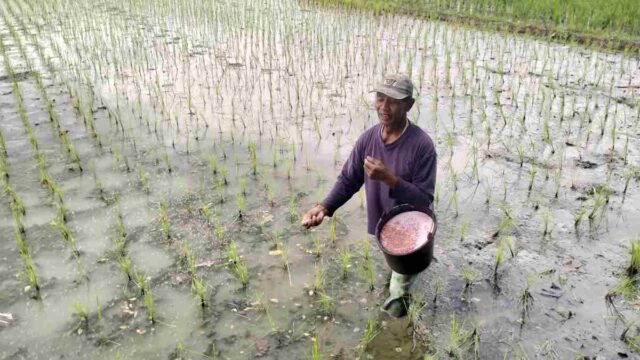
[627,238,640,277]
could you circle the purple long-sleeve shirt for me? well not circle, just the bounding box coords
[321,121,437,235]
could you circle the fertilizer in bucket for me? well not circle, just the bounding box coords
[379,211,435,255]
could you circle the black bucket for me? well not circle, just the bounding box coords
[375,204,437,275]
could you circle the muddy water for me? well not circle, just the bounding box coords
[0,0,639,358]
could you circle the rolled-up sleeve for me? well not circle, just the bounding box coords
[321,139,365,216]
[389,148,436,210]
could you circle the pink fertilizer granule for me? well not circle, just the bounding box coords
[380,211,434,255]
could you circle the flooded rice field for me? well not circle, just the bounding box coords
[0,0,639,358]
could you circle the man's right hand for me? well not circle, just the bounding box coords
[301,204,328,229]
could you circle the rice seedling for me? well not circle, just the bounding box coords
[328,216,336,245]
[219,166,228,186]
[137,165,149,192]
[459,218,469,241]
[288,193,297,222]
[527,165,537,194]
[357,317,379,355]
[73,300,89,327]
[433,276,443,307]
[626,238,640,277]
[317,289,335,316]
[574,207,586,229]
[461,266,479,291]
[519,277,535,326]
[236,193,245,219]
[265,182,275,206]
[310,337,322,360]
[493,243,506,282]
[541,208,552,238]
[312,235,324,258]
[405,292,427,328]
[503,236,517,257]
[159,201,170,239]
[357,249,376,291]
[143,279,156,324]
[233,260,249,289]
[51,215,79,256]
[118,255,132,282]
[192,276,207,309]
[313,264,326,292]
[339,248,351,279]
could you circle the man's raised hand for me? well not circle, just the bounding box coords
[364,156,398,188]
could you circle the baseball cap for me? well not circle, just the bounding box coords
[370,73,414,100]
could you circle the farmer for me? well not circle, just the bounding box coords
[301,73,437,318]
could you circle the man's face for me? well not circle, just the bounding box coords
[374,93,410,127]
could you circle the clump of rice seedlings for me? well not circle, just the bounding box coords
[405,292,427,328]
[492,203,514,238]
[519,277,535,326]
[357,317,379,356]
[527,165,537,194]
[288,193,298,222]
[163,150,172,173]
[461,266,479,291]
[339,248,351,279]
[626,238,640,277]
[622,168,639,198]
[219,166,228,186]
[588,189,606,225]
[279,244,290,270]
[227,241,249,288]
[252,291,277,331]
[96,297,102,329]
[236,193,245,219]
[552,170,562,198]
[181,241,197,279]
[310,337,321,360]
[248,143,258,176]
[317,289,334,316]
[312,235,324,258]
[208,155,218,175]
[445,314,476,357]
[192,276,207,309]
[516,144,525,167]
[73,300,89,328]
[215,179,225,204]
[137,165,149,192]
[433,276,443,307]
[328,216,337,245]
[133,269,155,323]
[459,219,469,241]
[358,240,375,291]
[574,207,586,229]
[118,255,132,282]
[51,215,79,256]
[199,203,213,222]
[239,176,247,197]
[265,182,275,206]
[606,277,638,314]
[541,208,552,238]
[313,264,326,293]
[93,173,106,202]
[159,201,170,239]
[503,236,517,257]
[234,260,249,289]
[493,243,506,283]
[15,229,40,297]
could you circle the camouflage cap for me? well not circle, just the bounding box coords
[370,73,414,100]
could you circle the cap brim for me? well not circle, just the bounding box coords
[370,85,409,100]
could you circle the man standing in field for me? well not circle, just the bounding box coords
[301,74,437,318]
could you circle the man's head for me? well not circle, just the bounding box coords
[370,74,415,128]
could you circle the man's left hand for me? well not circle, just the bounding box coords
[364,156,398,188]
